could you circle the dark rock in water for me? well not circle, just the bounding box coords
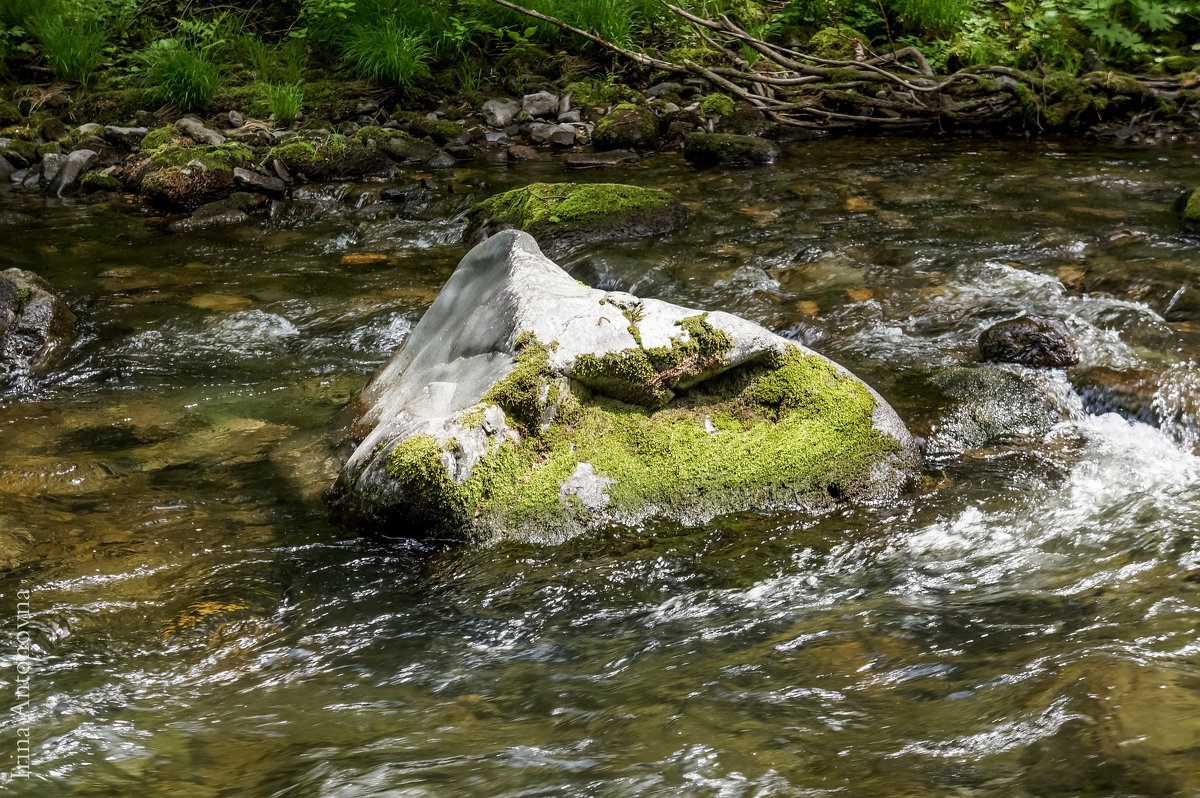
[593,103,659,150]
[684,133,780,166]
[463,182,687,255]
[1071,366,1157,424]
[78,172,123,194]
[646,81,689,99]
[168,197,252,233]
[0,268,77,379]
[233,167,287,198]
[0,155,12,183]
[926,365,1082,456]
[506,144,540,161]
[427,151,456,168]
[46,149,97,196]
[1177,187,1200,233]
[329,230,921,542]
[979,315,1079,368]
[565,150,639,169]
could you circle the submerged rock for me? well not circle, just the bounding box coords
[684,133,780,166]
[0,268,77,380]
[330,230,921,542]
[979,315,1079,368]
[464,182,687,255]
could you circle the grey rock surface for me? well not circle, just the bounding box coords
[521,91,559,119]
[331,231,921,542]
[482,98,520,128]
[46,149,97,196]
[0,268,78,381]
[177,117,226,145]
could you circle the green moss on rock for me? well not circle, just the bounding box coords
[140,125,183,151]
[465,182,686,253]
[683,132,779,166]
[592,103,659,150]
[79,172,123,193]
[808,27,871,60]
[699,93,735,117]
[384,335,902,538]
[267,133,391,180]
[1178,187,1200,232]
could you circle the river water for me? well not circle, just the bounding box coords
[2,139,1200,796]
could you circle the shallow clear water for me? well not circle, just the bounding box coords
[2,138,1200,796]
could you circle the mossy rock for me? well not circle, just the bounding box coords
[464,182,687,255]
[394,112,469,146]
[1160,56,1200,75]
[267,133,391,181]
[592,103,659,150]
[808,27,871,60]
[140,125,185,151]
[330,230,921,542]
[70,88,159,126]
[1177,187,1200,233]
[699,93,735,117]
[0,101,21,127]
[133,139,254,210]
[354,125,439,164]
[78,172,123,194]
[684,132,780,166]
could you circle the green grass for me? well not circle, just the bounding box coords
[142,39,221,111]
[342,19,432,90]
[264,83,304,122]
[31,13,106,87]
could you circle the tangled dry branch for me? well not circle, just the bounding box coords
[488,0,1198,133]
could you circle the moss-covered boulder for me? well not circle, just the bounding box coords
[592,103,660,150]
[329,230,922,542]
[132,138,255,211]
[464,182,687,255]
[1,268,77,383]
[267,133,391,181]
[684,132,780,166]
[1177,187,1200,233]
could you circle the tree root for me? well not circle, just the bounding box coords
[487,0,1199,135]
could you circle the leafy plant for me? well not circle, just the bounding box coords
[342,19,432,89]
[142,39,221,110]
[264,82,304,122]
[30,11,107,86]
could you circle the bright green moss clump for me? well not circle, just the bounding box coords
[700,93,734,117]
[146,140,254,171]
[473,182,673,230]
[1178,188,1200,231]
[382,327,902,538]
[140,125,182,151]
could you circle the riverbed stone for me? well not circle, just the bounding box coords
[565,150,640,169]
[46,148,97,196]
[176,117,225,145]
[330,230,921,541]
[593,103,660,150]
[979,315,1079,368]
[521,91,559,119]
[267,132,391,181]
[1177,188,1200,233]
[482,98,520,128]
[133,140,254,210]
[233,167,287,197]
[463,182,688,255]
[684,132,780,166]
[0,268,78,380]
[103,125,149,148]
[0,155,12,183]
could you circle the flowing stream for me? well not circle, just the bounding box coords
[2,138,1200,796]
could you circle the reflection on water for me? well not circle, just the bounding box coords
[2,138,1200,796]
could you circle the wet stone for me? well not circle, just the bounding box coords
[979,315,1080,368]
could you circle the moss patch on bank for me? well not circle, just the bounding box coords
[383,331,902,537]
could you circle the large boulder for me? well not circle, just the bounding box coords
[329,231,921,542]
[0,269,77,380]
[464,182,688,255]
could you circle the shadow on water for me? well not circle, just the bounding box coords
[1,137,1200,795]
